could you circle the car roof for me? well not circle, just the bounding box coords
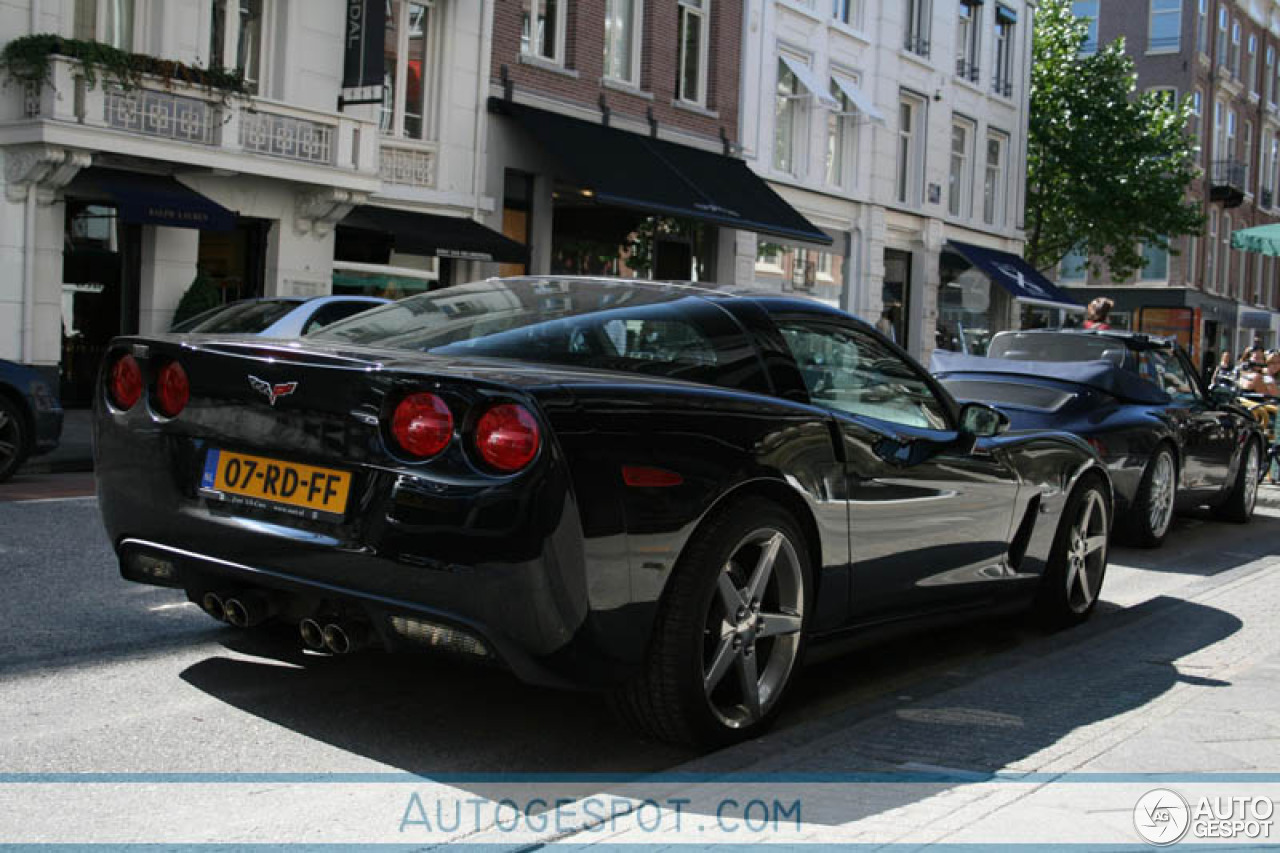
[993,327,1175,350]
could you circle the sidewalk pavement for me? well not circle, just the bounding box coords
[25,407,92,474]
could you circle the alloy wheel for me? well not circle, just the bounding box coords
[702,528,804,729]
[0,407,19,473]
[1066,490,1108,614]
[1244,443,1260,516]
[1147,452,1176,538]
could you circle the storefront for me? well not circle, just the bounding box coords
[937,241,1083,355]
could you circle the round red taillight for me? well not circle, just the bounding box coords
[155,361,190,418]
[108,354,143,410]
[474,404,540,473]
[391,392,454,459]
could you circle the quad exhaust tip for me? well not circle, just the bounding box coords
[321,621,368,655]
[201,592,226,622]
[299,618,326,651]
[222,592,275,628]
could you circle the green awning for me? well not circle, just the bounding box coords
[1231,222,1280,255]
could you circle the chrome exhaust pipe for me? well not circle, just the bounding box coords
[322,621,368,655]
[222,592,276,628]
[299,618,326,651]
[201,592,227,622]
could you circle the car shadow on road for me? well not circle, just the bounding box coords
[178,591,1240,828]
[1110,510,1280,575]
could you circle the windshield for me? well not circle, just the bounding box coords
[179,300,303,334]
[312,278,749,385]
[988,331,1135,369]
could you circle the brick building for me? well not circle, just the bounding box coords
[1061,0,1280,371]
[483,0,828,286]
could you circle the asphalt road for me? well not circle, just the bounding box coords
[2,480,1278,843]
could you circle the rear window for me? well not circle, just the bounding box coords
[181,300,302,334]
[988,332,1133,368]
[941,379,1077,413]
[312,278,754,386]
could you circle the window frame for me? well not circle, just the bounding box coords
[209,0,270,96]
[1231,18,1242,77]
[1248,33,1259,93]
[948,115,975,218]
[832,0,861,29]
[826,74,860,189]
[677,0,711,106]
[983,128,1008,226]
[773,54,808,177]
[603,0,645,87]
[382,1,441,141]
[1148,0,1182,54]
[896,91,927,207]
[993,5,1016,97]
[957,1,983,78]
[521,0,568,66]
[75,0,142,51]
[1217,6,1229,68]
[1197,0,1208,56]
[1073,0,1099,55]
[904,0,932,58]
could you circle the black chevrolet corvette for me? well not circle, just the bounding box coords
[96,277,1111,748]
[934,329,1266,549]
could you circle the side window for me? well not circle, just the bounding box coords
[777,320,951,430]
[1139,349,1198,401]
[303,302,378,335]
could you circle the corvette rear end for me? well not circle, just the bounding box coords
[94,335,603,687]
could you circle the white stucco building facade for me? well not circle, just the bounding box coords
[0,0,506,403]
[741,0,1039,360]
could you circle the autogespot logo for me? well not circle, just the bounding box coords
[1134,788,1191,846]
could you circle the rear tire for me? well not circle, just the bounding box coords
[0,396,28,484]
[1033,475,1110,630]
[1213,439,1261,524]
[1117,446,1176,548]
[610,497,812,749]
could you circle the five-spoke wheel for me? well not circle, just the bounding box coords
[1035,474,1110,628]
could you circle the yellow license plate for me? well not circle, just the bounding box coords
[200,449,351,518]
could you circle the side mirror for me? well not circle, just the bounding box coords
[959,402,1011,438]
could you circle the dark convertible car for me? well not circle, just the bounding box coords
[934,329,1266,548]
[96,277,1111,747]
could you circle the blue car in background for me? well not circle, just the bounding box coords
[0,359,63,483]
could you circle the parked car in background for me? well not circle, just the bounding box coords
[98,277,1111,748]
[169,295,390,337]
[0,359,63,483]
[933,329,1267,548]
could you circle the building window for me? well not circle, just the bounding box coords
[521,0,565,64]
[1073,0,1099,55]
[677,0,709,105]
[957,1,983,79]
[1217,7,1228,67]
[1269,133,1279,205]
[1141,239,1169,281]
[1190,88,1203,160]
[1243,120,1253,192]
[382,1,438,140]
[76,0,135,50]
[1221,212,1231,292]
[1207,208,1218,290]
[1187,235,1198,286]
[948,117,974,217]
[604,0,643,85]
[897,93,926,206]
[826,77,858,188]
[1226,107,1238,162]
[1231,19,1241,77]
[1268,46,1276,105]
[904,0,931,57]
[993,5,1016,98]
[1248,34,1259,93]
[1149,0,1181,53]
[774,58,805,175]
[1059,246,1088,281]
[983,130,1008,226]
[1197,0,1208,55]
[833,0,861,29]
[210,0,264,94]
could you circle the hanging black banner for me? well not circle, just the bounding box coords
[341,0,385,104]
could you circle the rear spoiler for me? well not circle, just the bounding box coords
[931,351,1172,405]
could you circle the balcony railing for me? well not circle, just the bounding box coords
[904,34,931,58]
[1210,159,1246,207]
[955,59,981,83]
[379,138,438,189]
[17,55,378,180]
[991,77,1014,98]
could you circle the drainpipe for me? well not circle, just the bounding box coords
[21,186,36,364]
[29,0,40,34]
[471,0,491,222]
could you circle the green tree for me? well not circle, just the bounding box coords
[1027,0,1202,279]
[170,270,222,328]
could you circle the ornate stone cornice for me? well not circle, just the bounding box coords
[4,145,92,204]
[295,187,368,236]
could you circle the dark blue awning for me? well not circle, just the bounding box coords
[945,241,1082,311]
[67,168,236,231]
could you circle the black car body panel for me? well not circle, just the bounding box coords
[96,278,1108,689]
[0,358,63,458]
[933,331,1265,519]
